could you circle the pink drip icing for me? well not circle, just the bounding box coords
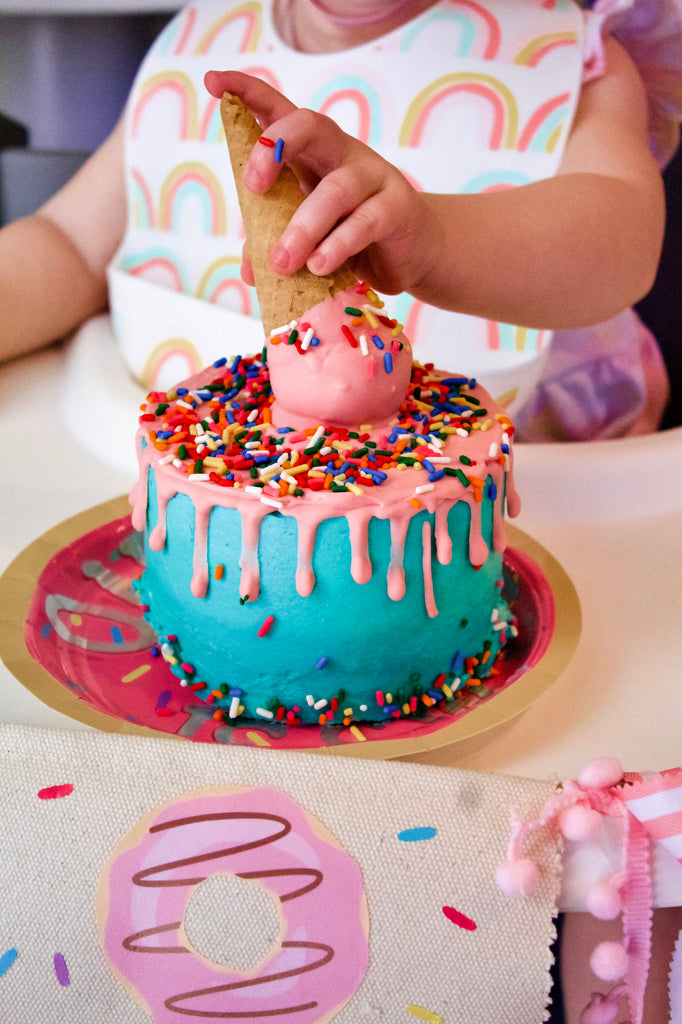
[239,506,268,601]
[347,511,372,584]
[422,521,438,618]
[434,504,453,565]
[190,505,211,599]
[295,516,318,597]
[149,491,170,551]
[467,499,489,567]
[387,516,409,601]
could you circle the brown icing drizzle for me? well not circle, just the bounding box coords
[120,811,332,1019]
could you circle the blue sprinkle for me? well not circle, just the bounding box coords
[0,949,18,978]
[501,443,510,454]
[274,138,285,162]
[40,622,52,639]
[338,461,352,474]
[422,459,435,474]
[176,387,189,396]
[213,356,227,368]
[316,657,329,669]
[469,378,477,389]
[156,690,172,709]
[196,390,213,400]
[310,337,320,346]
[427,688,444,701]
[277,426,294,434]
[441,376,468,386]
[428,470,445,482]
[451,651,464,673]
[110,626,123,645]
[382,704,399,715]
[225,410,235,424]
[230,354,242,374]
[151,645,161,658]
[371,334,384,349]
[229,687,243,697]
[252,454,270,464]
[488,483,498,501]
[398,826,437,843]
[383,352,393,374]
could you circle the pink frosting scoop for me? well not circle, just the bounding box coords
[267,286,413,429]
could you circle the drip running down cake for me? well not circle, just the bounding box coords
[129,93,521,728]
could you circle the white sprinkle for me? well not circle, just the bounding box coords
[244,439,261,449]
[359,333,369,356]
[281,471,297,486]
[172,459,184,469]
[229,696,241,718]
[319,446,333,456]
[491,608,499,622]
[306,694,315,706]
[244,485,263,495]
[309,424,326,447]
[187,473,211,482]
[360,704,368,712]
[269,320,297,337]
[425,456,451,464]
[456,428,469,437]
[493,621,506,631]
[415,483,434,494]
[261,496,284,509]
[267,478,281,491]
[159,453,175,465]
[314,698,328,710]
[195,422,205,436]
[256,707,274,719]
[247,409,259,422]
[488,442,499,457]
[300,326,315,351]
[427,434,444,448]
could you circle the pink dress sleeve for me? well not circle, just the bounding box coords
[582,0,682,166]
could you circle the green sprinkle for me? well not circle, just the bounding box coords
[459,455,472,465]
[455,468,470,487]
[194,459,204,474]
[155,403,169,415]
[287,329,298,345]
[397,456,417,465]
[294,488,304,497]
[250,467,258,479]
[374,449,393,457]
[178,444,188,459]
[352,447,368,457]
[344,306,362,316]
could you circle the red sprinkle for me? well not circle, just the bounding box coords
[257,615,275,638]
[442,905,477,931]
[257,136,275,147]
[38,784,74,801]
[341,325,358,348]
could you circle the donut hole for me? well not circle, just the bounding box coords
[182,873,282,972]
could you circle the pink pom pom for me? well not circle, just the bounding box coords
[496,858,539,897]
[578,758,624,790]
[581,992,620,1024]
[589,941,628,981]
[586,880,622,920]
[559,804,602,841]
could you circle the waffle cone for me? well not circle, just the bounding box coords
[220,93,357,335]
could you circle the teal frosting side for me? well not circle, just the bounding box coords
[137,469,514,725]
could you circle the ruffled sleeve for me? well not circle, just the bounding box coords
[581,0,682,166]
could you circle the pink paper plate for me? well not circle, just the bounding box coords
[19,505,576,756]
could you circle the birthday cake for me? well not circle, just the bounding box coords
[128,94,521,728]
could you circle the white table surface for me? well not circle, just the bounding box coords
[2,319,682,905]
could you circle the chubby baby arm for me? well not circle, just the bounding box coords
[0,116,126,363]
[206,45,664,331]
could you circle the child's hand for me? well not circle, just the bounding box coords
[204,70,441,295]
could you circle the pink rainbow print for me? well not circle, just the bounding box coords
[514,32,578,68]
[121,251,188,293]
[517,93,570,153]
[131,71,199,140]
[400,0,500,59]
[486,320,546,353]
[200,97,223,143]
[193,1,262,55]
[142,338,204,390]
[129,169,155,229]
[158,163,227,236]
[155,6,197,57]
[197,256,254,315]
[399,73,518,149]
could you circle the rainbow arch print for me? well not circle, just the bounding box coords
[514,31,578,68]
[158,162,228,236]
[310,76,382,147]
[120,249,190,293]
[399,73,519,149]
[197,256,255,315]
[131,71,199,140]
[518,93,571,154]
[129,169,155,229]
[460,169,532,193]
[193,1,263,55]
[142,338,205,390]
[486,321,547,354]
[154,5,197,57]
[200,97,224,143]
[400,1,500,59]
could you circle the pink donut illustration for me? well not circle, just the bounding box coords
[97,786,369,1022]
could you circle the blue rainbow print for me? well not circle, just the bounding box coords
[309,76,382,147]
[460,170,531,193]
[129,169,155,229]
[120,248,190,294]
[154,6,197,57]
[400,2,500,59]
[197,256,257,316]
[489,321,546,354]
